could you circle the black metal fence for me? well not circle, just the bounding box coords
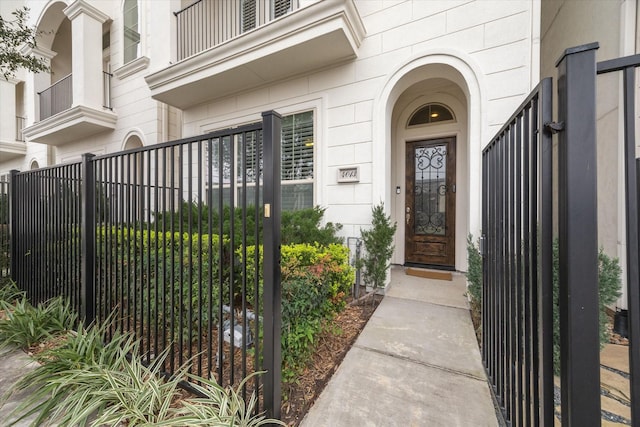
[0,181,10,281]
[9,111,283,419]
[482,43,640,426]
[482,78,554,427]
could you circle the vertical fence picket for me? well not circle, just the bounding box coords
[482,78,553,427]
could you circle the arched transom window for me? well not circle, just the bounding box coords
[408,103,455,127]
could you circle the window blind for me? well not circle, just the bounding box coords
[281,111,313,181]
[273,0,292,18]
[242,0,256,33]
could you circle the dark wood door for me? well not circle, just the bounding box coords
[405,137,456,268]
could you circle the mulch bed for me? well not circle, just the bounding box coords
[280,293,382,427]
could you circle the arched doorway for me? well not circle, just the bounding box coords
[392,79,468,270]
[374,52,485,272]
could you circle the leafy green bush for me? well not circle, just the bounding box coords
[154,202,343,248]
[96,227,225,342]
[242,243,354,382]
[552,239,621,373]
[466,235,483,306]
[465,237,622,375]
[0,296,77,350]
[359,203,396,290]
[281,206,343,246]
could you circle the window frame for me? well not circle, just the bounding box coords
[122,0,141,65]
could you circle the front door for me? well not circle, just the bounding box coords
[405,137,456,268]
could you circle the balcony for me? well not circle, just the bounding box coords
[0,116,27,162]
[146,0,365,109]
[23,72,117,146]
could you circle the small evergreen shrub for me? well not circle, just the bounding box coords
[359,203,397,290]
[466,237,622,375]
[466,235,483,306]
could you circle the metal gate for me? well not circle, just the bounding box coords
[482,44,640,426]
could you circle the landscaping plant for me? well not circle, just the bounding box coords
[0,296,76,350]
[165,371,285,426]
[464,237,622,375]
[359,202,397,291]
[551,239,622,374]
[0,280,23,305]
[4,314,282,427]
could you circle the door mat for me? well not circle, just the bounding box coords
[405,267,452,281]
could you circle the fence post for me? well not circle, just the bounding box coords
[555,42,601,426]
[9,170,18,283]
[81,153,96,326]
[262,110,282,420]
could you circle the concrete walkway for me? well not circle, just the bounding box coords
[300,267,499,427]
[0,345,44,426]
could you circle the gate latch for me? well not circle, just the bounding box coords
[544,121,565,134]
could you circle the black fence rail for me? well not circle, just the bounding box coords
[9,111,283,419]
[483,43,640,427]
[482,78,554,427]
[0,181,11,280]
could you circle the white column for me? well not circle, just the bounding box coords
[0,79,18,142]
[21,45,56,124]
[63,0,110,110]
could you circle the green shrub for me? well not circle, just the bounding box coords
[466,237,622,375]
[281,206,343,246]
[359,203,397,290]
[552,239,621,373]
[241,243,354,382]
[466,235,483,306]
[154,202,343,248]
[96,227,226,342]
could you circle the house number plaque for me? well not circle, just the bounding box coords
[337,167,359,183]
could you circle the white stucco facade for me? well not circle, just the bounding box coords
[0,0,565,273]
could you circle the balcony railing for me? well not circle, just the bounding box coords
[37,72,114,121]
[175,0,298,61]
[38,74,72,121]
[16,116,26,142]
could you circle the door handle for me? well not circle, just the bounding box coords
[406,206,410,225]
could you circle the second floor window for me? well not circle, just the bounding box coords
[123,0,140,64]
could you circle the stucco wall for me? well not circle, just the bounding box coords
[179,0,540,270]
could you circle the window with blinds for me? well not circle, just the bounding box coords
[281,111,313,181]
[208,110,314,211]
[241,0,256,33]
